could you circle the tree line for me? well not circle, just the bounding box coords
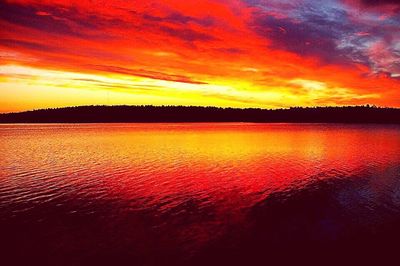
[0,105,399,123]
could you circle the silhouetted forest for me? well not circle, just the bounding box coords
[0,105,399,124]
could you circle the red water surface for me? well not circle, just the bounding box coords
[0,123,400,265]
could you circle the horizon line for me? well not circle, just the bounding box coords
[2,104,399,115]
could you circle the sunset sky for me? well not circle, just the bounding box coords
[1,0,399,112]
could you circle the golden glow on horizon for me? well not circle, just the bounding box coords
[0,63,386,112]
[0,65,286,111]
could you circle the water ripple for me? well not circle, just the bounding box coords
[1,123,400,265]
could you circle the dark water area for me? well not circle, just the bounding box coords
[1,123,400,265]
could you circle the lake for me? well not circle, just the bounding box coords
[1,123,400,265]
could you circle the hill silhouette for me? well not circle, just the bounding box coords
[0,105,399,124]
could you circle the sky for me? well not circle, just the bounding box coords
[0,0,399,112]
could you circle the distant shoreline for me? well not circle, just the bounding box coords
[0,105,399,124]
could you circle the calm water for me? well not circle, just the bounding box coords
[1,123,400,265]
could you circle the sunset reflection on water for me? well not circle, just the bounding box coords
[1,123,400,265]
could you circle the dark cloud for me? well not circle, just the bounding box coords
[359,0,400,7]
[0,1,122,39]
[140,12,215,27]
[249,5,365,66]
[71,78,161,92]
[158,25,217,42]
[341,0,400,14]
[0,2,76,36]
[246,0,400,77]
[0,39,58,52]
[0,1,217,44]
[132,9,218,43]
[90,65,208,85]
